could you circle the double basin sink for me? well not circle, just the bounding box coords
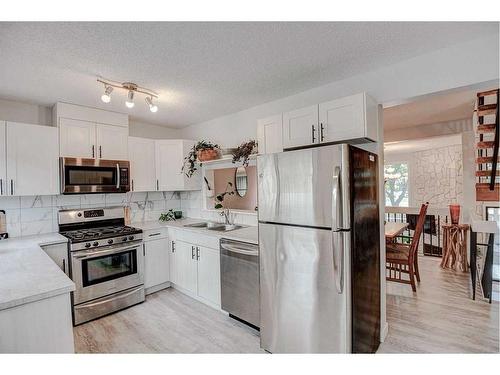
[183,221,243,232]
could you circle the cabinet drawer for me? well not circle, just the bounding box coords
[176,230,220,250]
[143,227,168,241]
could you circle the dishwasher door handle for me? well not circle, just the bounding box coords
[220,244,259,257]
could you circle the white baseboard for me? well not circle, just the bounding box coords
[145,282,171,295]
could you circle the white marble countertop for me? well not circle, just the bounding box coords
[132,218,259,245]
[0,234,75,311]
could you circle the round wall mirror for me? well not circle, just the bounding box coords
[235,166,248,197]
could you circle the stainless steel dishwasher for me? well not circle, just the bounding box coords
[220,238,260,329]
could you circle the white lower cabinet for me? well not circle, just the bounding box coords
[168,229,221,308]
[196,246,221,306]
[143,234,170,294]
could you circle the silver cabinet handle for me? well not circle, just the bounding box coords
[171,241,176,253]
[320,123,325,142]
[0,179,3,195]
[191,246,195,259]
[148,232,161,237]
[10,179,13,195]
[131,179,134,191]
[99,145,102,158]
[196,246,200,260]
[311,124,316,143]
[92,145,95,158]
[116,163,120,189]
[62,258,66,274]
[156,180,159,191]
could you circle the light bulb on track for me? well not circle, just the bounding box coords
[125,90,135,108]
[101,86,113,103]
[145,96,158,113]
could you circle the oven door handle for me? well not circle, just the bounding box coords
[72,243,142,259]
[116,163,120,189]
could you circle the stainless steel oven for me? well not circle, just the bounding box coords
[60,157,130,194]
[71,241,144,305]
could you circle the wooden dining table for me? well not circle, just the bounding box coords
[385,222,408,242]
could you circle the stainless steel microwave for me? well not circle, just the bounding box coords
[60,158,130,194]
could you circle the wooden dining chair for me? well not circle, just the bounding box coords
[386,203,429,292]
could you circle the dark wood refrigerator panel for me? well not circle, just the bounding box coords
[349,145,381,353]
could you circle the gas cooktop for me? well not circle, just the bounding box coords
[60,225,142,243]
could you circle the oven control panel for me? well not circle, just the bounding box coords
[71,233,143,251]
[83,209,105,218]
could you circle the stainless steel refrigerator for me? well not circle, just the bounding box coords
[257,144,380,353]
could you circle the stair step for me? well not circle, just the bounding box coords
[477,89,499,98]
[477,141,496,149]
[476,183,500,201]
[477,104,497,117]
[476,170,499,177]
[476,156,500,164]
[477,124,497,134]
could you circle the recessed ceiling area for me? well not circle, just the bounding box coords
[383,88,479,131]
[384,133,462,155]
[0,22,497,128]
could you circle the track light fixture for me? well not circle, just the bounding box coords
[97,77,159,112]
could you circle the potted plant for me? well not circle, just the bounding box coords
[232,140,257,166]
[182,140,220,178]
[214,182,235,209]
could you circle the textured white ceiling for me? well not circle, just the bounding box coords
[0,22,497,128]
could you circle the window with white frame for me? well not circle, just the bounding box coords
[384,162,409,207]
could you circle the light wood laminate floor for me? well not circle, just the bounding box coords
[378,256,499,353]
[74,256,499,353]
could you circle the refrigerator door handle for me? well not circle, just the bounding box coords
[332,165,344,294]
[332,166,342,230]
[332,231,344,294]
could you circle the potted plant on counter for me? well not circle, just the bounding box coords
[182,140,220,178]
[232,139,257,166]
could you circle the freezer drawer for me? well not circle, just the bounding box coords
[259,222,349,353]
[220,239,260,328]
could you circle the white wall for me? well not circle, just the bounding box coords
[129,120,182,139]
[180,34,499,146]
[0,98,52,126]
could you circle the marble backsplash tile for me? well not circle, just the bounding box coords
[179,190,258,226]
[0,191,181,238]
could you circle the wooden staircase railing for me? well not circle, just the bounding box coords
[475,88,500,201]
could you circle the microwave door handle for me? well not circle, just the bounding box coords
[332,166,344,294]
[116,164,120,189]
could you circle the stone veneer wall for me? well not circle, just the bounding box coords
[412,144,463,206]
[0,192,180,238]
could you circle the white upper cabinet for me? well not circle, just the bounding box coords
[257,114,283,154]
[59,118,96,158]
[128,137,156,192]
[272,93,378,151]
[5,122,59,196]
[96,124,128,160]
[318,92,378,143]
[155,139,200,191]
[54,102,129,160]
[0,122,6,195]
[282,105,319,149]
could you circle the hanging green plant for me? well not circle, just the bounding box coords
[232,140,257,166]
[214,182,235,209]
[182,140,220,178]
